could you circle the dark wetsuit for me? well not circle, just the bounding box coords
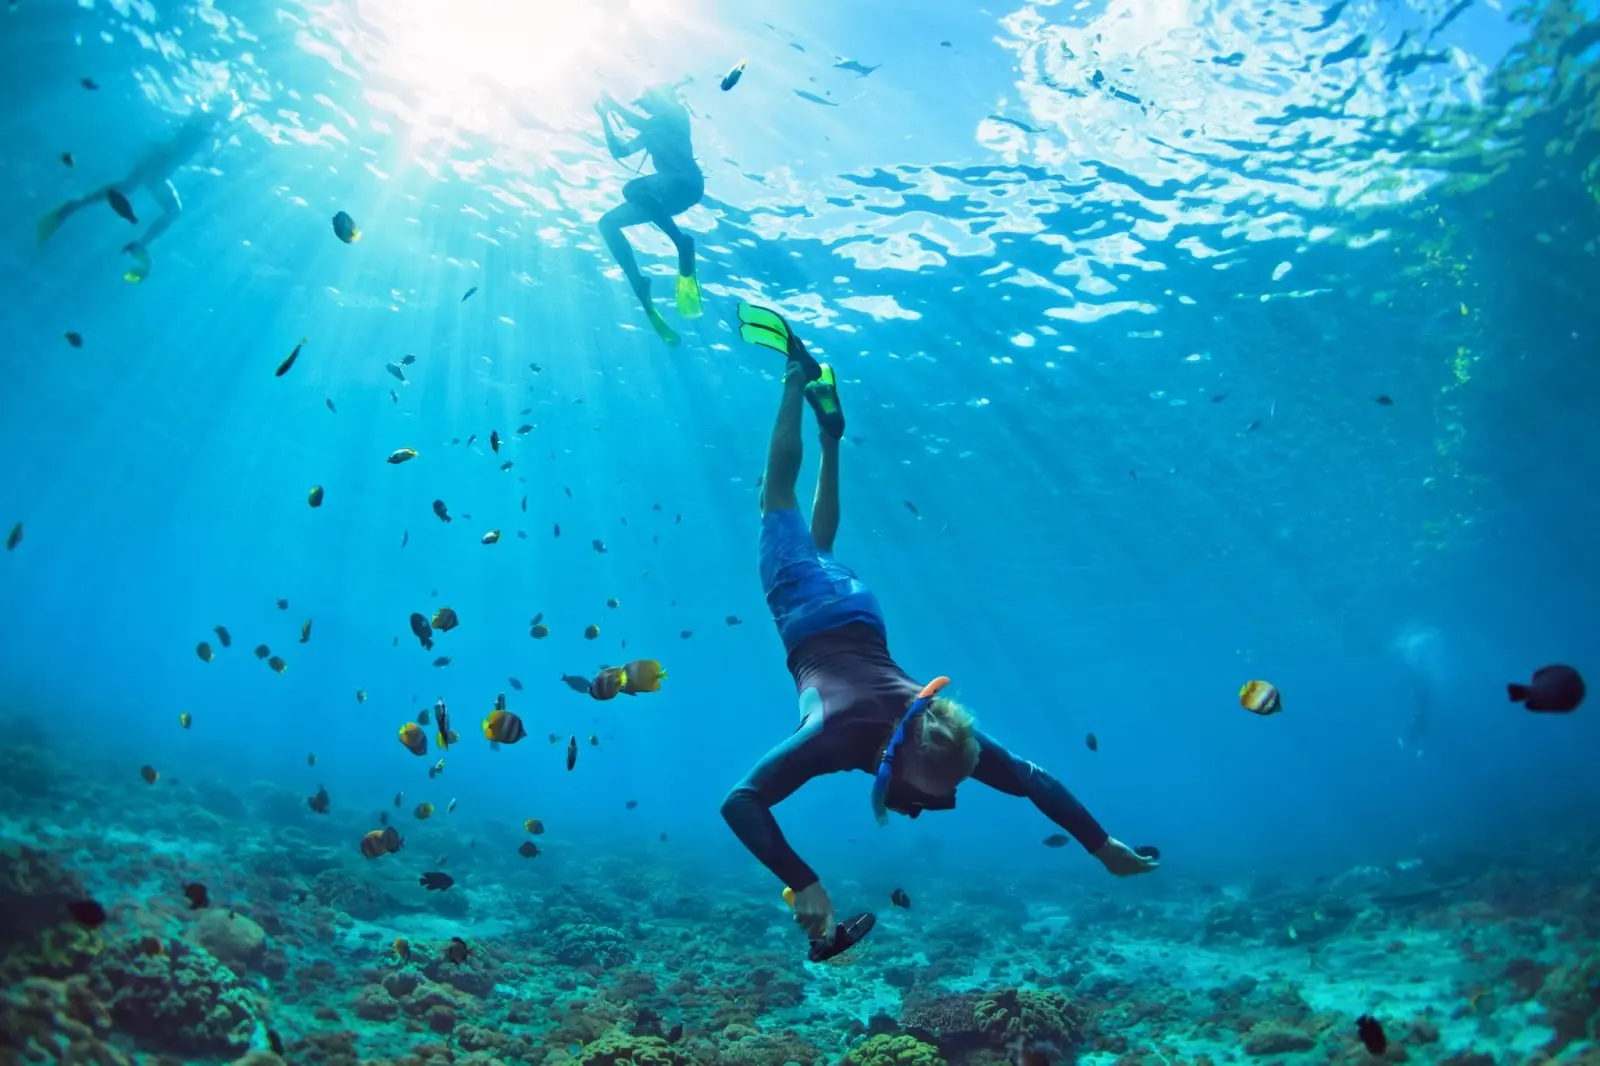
[622,104,704,220]
[720,508,1110,891]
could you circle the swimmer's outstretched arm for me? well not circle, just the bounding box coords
[721,716,850,889]
[969,731,1110,852]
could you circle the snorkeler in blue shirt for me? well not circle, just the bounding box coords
[721,303,1159,944]
[594,84,704,346]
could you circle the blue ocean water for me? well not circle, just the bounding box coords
[2,0,1598,1063]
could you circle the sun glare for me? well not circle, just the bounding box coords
[355,0,683,131]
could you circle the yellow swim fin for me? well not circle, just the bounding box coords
[122,245,152,284]
[646,307,681,346]
[674,273,702,319]
[37,209,63,246]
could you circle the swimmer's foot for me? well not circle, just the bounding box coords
[675,272,702,319]
[736,302,821,380]
[121,242,152,284]
[37,208,64,246]
[806,362,844,440]
[646,306,681,346]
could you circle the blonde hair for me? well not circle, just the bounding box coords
[909,697,980,791]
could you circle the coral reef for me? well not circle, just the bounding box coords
[89,935,263,1056]
[844,1033,948,1066]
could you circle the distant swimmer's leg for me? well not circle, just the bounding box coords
[119,180,180,283]
[598,198,678,346]
[37,184,116,246]
[625,173,703,320]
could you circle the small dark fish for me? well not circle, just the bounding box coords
[1244,419,1262,433]
[433,656,451,668]
[213,625,231,647]
[276,598,288,610]
[64,331,83,348]
[666,1022,683,1043]
[1372,394,1394,406]
[410,612,434,649]
[4,523,18,551]
[308,485,324,508]
[835,58,881,75]
[591,539,607,553]
[196,641,214,662]
[461,286,478,302]
[402,530,409,549]
[509,677,523,690]
[401,353,416,365]
[625,799,638,809]
[80,77,99,90]
[1210,393,1228,404]
[390,390,398,404]
[518,840,540,858]
[553,523,561,537]
[566,735,577,770]
[520,494,527,512]
[419,871,454,891]
[529,363,543,373]
[1508,665,1585,713]
[276,337,308,377]
[1042,834,1071,848]
[106,188,137,223]
[564,486,572,498]
[903,500,920,518]
[326,398,337,414]
[182,883,209,910]
[331,210,360,243]
[444,936,468,964]
[680,630,693,639]
[433,499,451,523]
[308,785,330,814]
[61,152,75,167]
[267,655,287,674]
[490,430,501,452]
[307,752,316,766]
[726,615,742,626]
[794,89,838,107]
[385,362,406,382]
[516,531,527,539]
[560,674,589,692]
[531,612,543,625]
[267,1030,285,1057]
[500,461,514,471]
[889,887,911,909]
[516,424,533,434]
[65,899,107,927]
[1085,732,1098,752]
[254,644,271,659]
[720,59,747,91]
[300,619,312,643]
[1356,1015,1387,1054]
[394,791,404,808]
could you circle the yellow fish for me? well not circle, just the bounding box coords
[398,722,428,755]
[178,712,192,729]
[1239,679,1281,716]
[414,802,434,820]
[482,708,526,744]
[386,447,419,465]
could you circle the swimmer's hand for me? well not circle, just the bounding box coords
[1094,836,1159,877]
[790,881,835,940]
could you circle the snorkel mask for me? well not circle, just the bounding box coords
[870,676,950,825]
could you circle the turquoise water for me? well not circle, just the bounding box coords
[2,0,1598,1063]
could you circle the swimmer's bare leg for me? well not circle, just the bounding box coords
[37,184,117,244]
[761,367,807,515]
[811,433,840,552]
[127,180,182,251]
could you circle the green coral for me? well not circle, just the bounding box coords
[972,987,1081,1048]
[842,1033,947,1066]
[573,1027,687,1066]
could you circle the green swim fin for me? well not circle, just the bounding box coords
[806,363,845,440]
[736,302,820,380]
[675,273,703,319]
[646,306,680,346]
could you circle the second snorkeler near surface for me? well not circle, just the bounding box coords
[594,84,704,346]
